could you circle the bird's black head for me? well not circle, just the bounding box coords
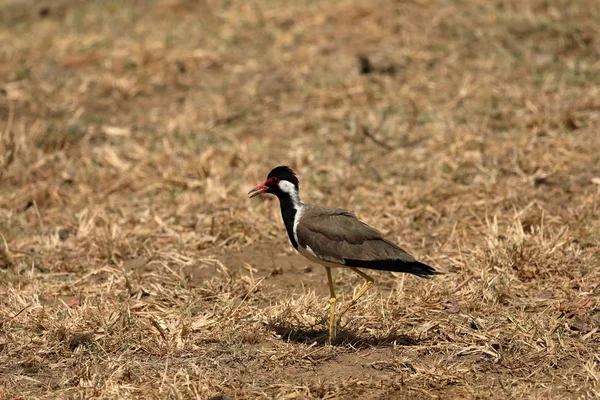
[267,166,299,188]
[248,165,300,200]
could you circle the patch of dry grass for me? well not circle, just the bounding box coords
[1,0,599,398]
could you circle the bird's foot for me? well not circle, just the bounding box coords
[327,298,337,345]
[328,323,338,345]
[334,317,344,333]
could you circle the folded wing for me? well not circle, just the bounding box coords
[296,206,436,277]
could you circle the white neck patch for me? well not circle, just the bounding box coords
[293,206,304,245]
[278,180,301,209]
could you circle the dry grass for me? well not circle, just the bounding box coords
[1,0,599,398]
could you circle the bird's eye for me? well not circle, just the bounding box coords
[267,177,280,186]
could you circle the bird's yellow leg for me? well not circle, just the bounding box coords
[325,266,337,344]
[337,267,374,324]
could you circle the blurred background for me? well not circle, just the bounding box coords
[1,0,599,398]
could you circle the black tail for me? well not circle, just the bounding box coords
[344,259,438,277]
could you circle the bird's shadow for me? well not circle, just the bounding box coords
[266,321,420,348]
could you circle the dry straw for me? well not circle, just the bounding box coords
[1,0,599,398]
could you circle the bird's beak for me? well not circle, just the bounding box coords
[248,183,268,198]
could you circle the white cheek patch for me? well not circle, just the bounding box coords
[278,180,296,195]
[278,180,301,208]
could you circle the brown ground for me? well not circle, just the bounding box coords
[1,0,600,399]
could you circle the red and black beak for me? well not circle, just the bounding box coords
[248,182,268,198]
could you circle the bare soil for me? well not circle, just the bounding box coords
[1,0,599,399]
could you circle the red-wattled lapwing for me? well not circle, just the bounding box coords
[248,166,438,344]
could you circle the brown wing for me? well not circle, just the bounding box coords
[296,206,417,266]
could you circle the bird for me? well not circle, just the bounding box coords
[248,166,438,344]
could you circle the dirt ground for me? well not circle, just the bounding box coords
[1,0,599,399]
